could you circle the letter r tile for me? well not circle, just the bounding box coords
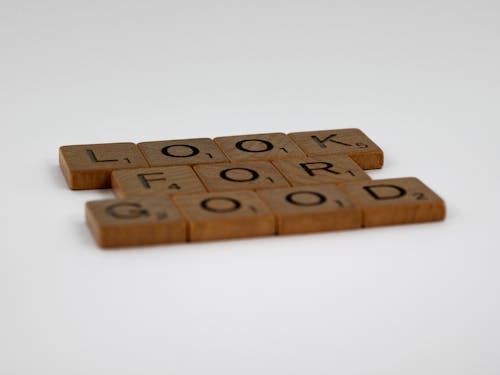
[272,156,371,186]
[338,177,446,227]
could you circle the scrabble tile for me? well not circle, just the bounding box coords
[257,185,362,235]
[138,138,228,167]
[339,177,446,227]
[59,143,149,189]
[214,132,305,161]
[289,128,384,169]
[173,190,275,241]
[272,155,371,186]
[86,196,186,248]
[111,166,206,198]
[193,161,290,192]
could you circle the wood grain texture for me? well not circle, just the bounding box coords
[272,155,371,186]
[339,177,446,227]
[172,190,275,241]
[289,128,384,169]
[193,161,290,192]
[138,138,228,167]
[214,133,305,161]
[111,166,206,198]
[257,184,362,235]
[59,143,149,189]
[86,196,186,248]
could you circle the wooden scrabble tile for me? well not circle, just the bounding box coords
[86,196,186,248]
[289,128,384,169]
[111,166,206,198]
[339,177,446,227]
[257,185,362,235]
[214,132,305,161]
[173,190,275,241]
[59,143,149,190]
[138,138,228,167]
[193,161,290,192]
[272,155,371,186]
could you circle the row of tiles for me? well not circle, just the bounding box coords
[86,178,446,248]
[60,129,384,190]
[111,156,372,197]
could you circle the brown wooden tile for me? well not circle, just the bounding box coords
[257,185,362,235]
[214,132,305,161]
[173,190,275,241]
[138,138,228,167]
[86,196,186,248]
[193,161,290,192]
[339,177,446,227]
[289,128,384,169]
[272,156,371,186]
[59,143,149,190]
[111,166,206,198]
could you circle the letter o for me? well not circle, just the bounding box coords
[161,144,200,158]
[285,191,327,206]
[105,203,149,219]
[220,168,259,182]
[200,197,242,213]
[235,139,274,153]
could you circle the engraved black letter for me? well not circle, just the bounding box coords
[363,185,406,200]
[220,168,259,182]
[299,162,340,176]
[137,173,166,189]
[235,139,274,153]
[286,191,327,206]
[86,149,119,163]
[106,203,149,219]
[200,197,241,213]
[311,134,351,148]
[161,144,200,158]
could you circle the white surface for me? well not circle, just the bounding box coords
[1,1,499,374]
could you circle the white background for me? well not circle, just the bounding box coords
[1,1,499,374]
